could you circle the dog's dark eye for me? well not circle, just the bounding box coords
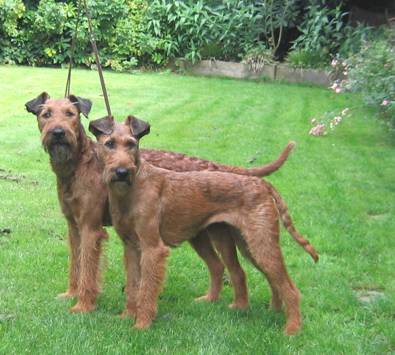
[65,111,74,117]
[42,111,51,119]
[104,140,114,149]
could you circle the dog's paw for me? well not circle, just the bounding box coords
[133,320,151,329]
[57,290,77,299]
[194,294,219,303]
[284,321,301,336]
[70,302,96,313]
[119,309,136,319]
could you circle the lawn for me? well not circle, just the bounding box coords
[0,65,394,354]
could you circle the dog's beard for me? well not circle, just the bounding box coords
[48,143,74,164]
[110,176,132,187]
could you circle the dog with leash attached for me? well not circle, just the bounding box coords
[89,115,318,335]
[25,92,295,313]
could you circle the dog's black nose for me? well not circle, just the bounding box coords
[115,168,129,180]
[52,128,65,139]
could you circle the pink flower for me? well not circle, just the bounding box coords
[341,108,349,116]
[335,87,342,94]
[309,124,326,136]
[331,59,338,67]
[330,83,338,90]
[381,99,390,106]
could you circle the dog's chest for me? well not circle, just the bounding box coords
[111,208,136,239]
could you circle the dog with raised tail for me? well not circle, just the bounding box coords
[89,115,318,335]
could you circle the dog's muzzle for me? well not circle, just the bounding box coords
[110,167,131,184]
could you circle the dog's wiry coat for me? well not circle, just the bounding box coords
[25,93,295,312]
[90,116,318,335]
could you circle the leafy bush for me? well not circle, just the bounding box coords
[286,49,326,69]
[209,0,260,60]
[292,2,347,67]
[145,0,261,63]
[346,37,395,125]
[242,45,274,72]
[257,0,300,57]
[0,0,25,37]
[145,0,213,63]
[22,0,74,65]
[0,0,159,70]
[338,23,379,58]
[0,0,25,64]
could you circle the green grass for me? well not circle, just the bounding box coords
[0,65,394,354]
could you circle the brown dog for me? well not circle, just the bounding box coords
[25,92,294,313]
[89,115,318,335]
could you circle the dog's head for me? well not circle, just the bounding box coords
[25,92,92,164]
[89,115,150,188]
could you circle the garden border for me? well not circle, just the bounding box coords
[175,59,332,87]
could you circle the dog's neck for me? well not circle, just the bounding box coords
[51,123,93,183]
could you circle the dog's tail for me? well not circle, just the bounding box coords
[268,183,319,263]
[223,141,295,177]
[143,142,295,178]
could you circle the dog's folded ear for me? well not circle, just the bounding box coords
[68,95,92,118]
[126,115,150,140]
[89,116,114,137]
[25,92,50,115]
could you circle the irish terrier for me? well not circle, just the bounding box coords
[25,92,294,313]
[89,115,318,335]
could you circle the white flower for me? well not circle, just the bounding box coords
[341,108,349,116]
[333,116,342,125]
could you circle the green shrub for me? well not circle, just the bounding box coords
[209,0,261,60]
[0,0,25,64]
[242,45,274,72]
[257,0,300,57]
[286,49,327,69]
[292,2,347,66]
[346,36,395,125]
[0,0,25,36]
[145,0,273,62]
[338,23,380,58]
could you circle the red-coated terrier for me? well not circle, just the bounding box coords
[89,115,318,335]
[25,92,294,313]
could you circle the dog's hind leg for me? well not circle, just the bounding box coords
[239,217,301,335]
[190,231,225,302]
[208,224,249,310]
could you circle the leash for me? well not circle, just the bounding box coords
[64,0,81,98]
[65,0,112,118]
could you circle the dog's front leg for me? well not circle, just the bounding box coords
[121,236,141,318]
[58,220,80,299]
[70,226,106,313]
[134,235,169,329]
